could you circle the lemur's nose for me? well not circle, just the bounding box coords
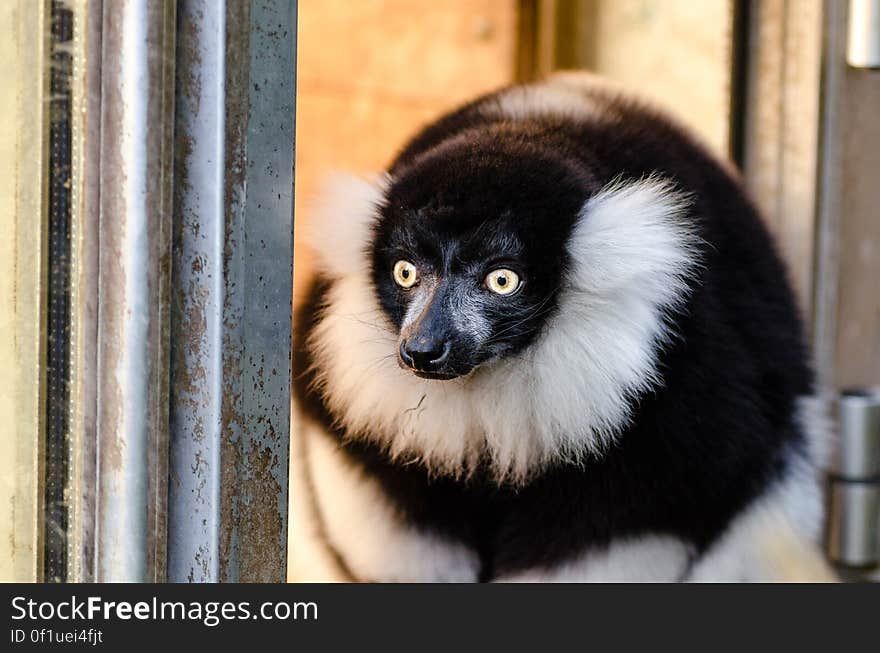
[400,337,451,372]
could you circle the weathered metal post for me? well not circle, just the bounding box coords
[1,0,294,583]
[168,0,296,582]
[96,0,176,582]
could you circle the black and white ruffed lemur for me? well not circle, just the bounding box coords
[291,73,831,582]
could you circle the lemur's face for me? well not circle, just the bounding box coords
[370,140,591,379]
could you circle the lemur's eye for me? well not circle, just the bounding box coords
[393,260,419,288]
[485,269,521,295]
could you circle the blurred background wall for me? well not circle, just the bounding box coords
[295,0,521,303]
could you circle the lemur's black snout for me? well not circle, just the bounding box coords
[400,337,451,374]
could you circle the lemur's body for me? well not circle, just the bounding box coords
[292,74,829,582]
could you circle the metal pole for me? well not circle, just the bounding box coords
[67,0,104,584]
[96,0,175,582]
[168,0,227,582]
[169,0,295,582]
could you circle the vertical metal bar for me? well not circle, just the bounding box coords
[727,0,751,168]
[225,0,294,582]
[169,0,295,582]
[812,0,848,391]
[96,0,175,582]
[67,0,102,583]
[169,0,227,582]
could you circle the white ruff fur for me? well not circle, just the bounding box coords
[306,174,701,482]
[304,419,480,582]
[484,80,601,122]
[481,71,648,124]
[686,450,828,581]
[496,536,694,583]
[495,452,828,582]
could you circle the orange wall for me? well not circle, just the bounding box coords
[294,1,522,303]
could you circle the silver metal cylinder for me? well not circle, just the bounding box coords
[96,0,176,582]
[167,0,226,585]
[832,390,880,479]
[828,482,880,567]
[847,0,880,68]
[827,389,880,567]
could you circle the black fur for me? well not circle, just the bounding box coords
[294,83,813,580]
[373,130,591,376]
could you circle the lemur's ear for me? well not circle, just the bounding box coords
[304,173,390,279]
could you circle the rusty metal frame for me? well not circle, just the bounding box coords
[168,0,295,582]
[3,0,295,583]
